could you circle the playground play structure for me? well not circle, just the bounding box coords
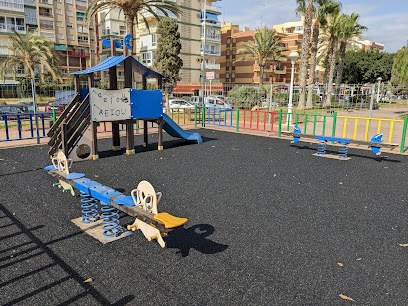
[45,151,188,247]
[47,38,202,162]
[283,125,399,159]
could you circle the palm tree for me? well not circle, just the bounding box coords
[86,0,181,53]
[335,13,367,92]
[236,27,287,96]
[296,0,315,110]
[322,10,341,107]
[0,29,62,82]
[305,0,341,109]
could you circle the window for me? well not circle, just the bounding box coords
[17,65,25,75]
[120,25,126,36]
[226,38,230,48]
[232,50,236,59]
[226,73,229,82]
[152,34,157,47]
[66,23,73,28]
[65,0,72,3]
[67,34,74,40]
[39,7,52,17]
[78,36,88,43]
[91,49,96,53]
[226,62,229,71]
[76,12,85,21]
[226,50,230,59]
[56,21,63,27]
[40,19,54,30]
[66,10,73,16]
[232,38,236,47]
[231,73,235,82]
[77,24,88,33]
[141,52,152,65]
[40,32,55,41]
[55,9,62,15]
[231,63,235,71]
[57,33,64,39]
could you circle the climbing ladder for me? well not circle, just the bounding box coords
[47,93,91,159]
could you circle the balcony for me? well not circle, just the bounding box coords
[0,0,24,11]
[76,4,87,11]
[62,50,90,58]
[38,0,52,4]
[0,24,25,33]
[201,3,222,14]
[201,20,221,27]
[201,49,221,57]
[274,66,287,74]
[40,23,53,30]
[200,63,220,70]
[25,17,37,25]
[201,34,220,42]
[39,11,53,17]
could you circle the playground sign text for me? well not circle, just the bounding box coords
[91,88,131,122]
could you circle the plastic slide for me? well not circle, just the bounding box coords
[162,113,203,144]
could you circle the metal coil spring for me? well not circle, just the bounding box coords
[338,144,348,159]
[80,191,99,223]
[317,140,326,155]
[101,202,120,237]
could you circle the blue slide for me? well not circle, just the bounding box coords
[162,113,203,144]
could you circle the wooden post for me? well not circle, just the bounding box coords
[75,75,80,94]
[142,75,147,90]
[158,118,163,151]
[124,56,134,155]
[143,120,148,147]
[61,122,68,156]
[88,73,99,160]
[157,76,163,89]
[109,39,120,151]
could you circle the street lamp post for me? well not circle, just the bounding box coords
[376,77,382,103]
[287,51,299,128]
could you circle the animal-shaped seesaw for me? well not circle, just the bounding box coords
[45,151,188,247]
[282,125,386,159]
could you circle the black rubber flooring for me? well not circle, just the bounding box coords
[1,129,407,305]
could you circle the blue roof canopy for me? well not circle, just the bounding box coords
[70,55,166,79]
[201,12,219,21]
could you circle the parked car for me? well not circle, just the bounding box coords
[261,100,279,108]
[204,96,232,109]
[0,105,24,120]
[168,99,195,112]
[18,99,34,106]
[0,101,6,105]
[45,102,65,115]
[190,96,203,106]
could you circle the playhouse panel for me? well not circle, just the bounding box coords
[90,88,131,122]
[130,89,163,119]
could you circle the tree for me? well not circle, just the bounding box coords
[306,0,341,108]
[0,29,62,83]
[86,0,181,53]
[335,13,367,92]
[235,27,287,107]
[391,44,408,85]
[296,0,315,110]
[322,10,341,106]
[341,49,394,83]
[153,17,183,108]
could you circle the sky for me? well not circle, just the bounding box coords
[218,0,408,53]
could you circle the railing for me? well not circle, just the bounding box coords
[39,11,53,17]
[0,24,25,32]
[201,3,222,13]
[239,109,279,132]
[0,113,53,142]
[0,0,24,10]
[65,50,90,58]
[200,63,220,70]
[280,111,336,137]
[337,115,405,145]
[204,107,236,128]
[40,23,53,30]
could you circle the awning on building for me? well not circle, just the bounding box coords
[54,44,67,51]
[70,55,166,79]
[201,12,219,21]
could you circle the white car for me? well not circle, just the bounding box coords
[168,99,195,112]
[204,96,232,109]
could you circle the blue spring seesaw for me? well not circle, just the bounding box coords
[45,151,187,248]
[288,125,383,159]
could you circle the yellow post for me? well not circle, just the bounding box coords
[342,118,348,138]
[389,121,394,143]
[377,120,382,134]
[364,119,370,141]
[353,119,358,140]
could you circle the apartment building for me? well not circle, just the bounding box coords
[352,39,385,51]
[97,0,222,84]
[218,23,302,85]
[0,0,97,80]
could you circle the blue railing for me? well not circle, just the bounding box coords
[0,112,53,142]
[204,107,236,128]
